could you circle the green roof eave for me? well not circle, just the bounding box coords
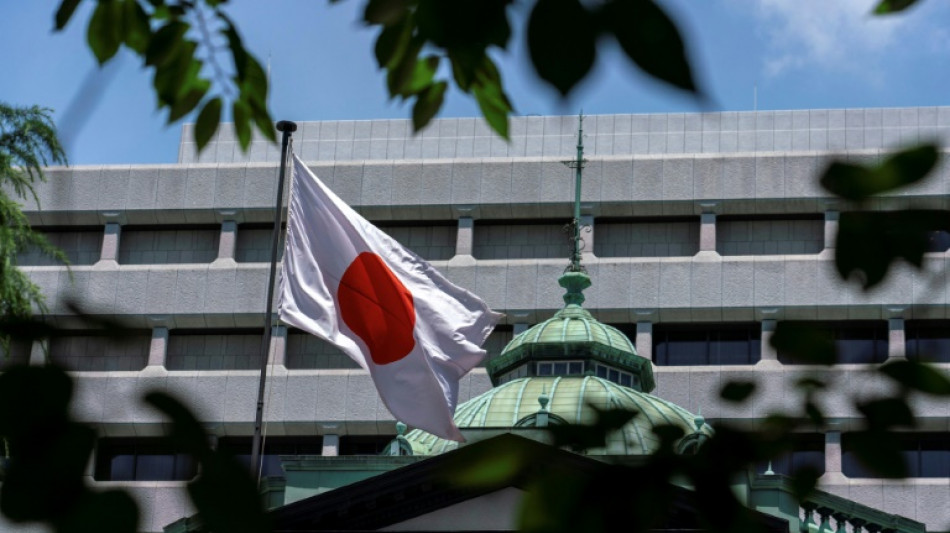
[486,341,655,392]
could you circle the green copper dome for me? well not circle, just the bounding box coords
[486,271,655,392]
[403,376,712,456]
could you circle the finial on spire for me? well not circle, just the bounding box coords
[562,111,588,273]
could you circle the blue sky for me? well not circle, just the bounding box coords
[1,0,948,165]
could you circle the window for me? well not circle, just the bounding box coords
[905,321,950,363]
[717,214,823,256]
[339,435,396,456]
[118,225,219,264]
[218,437,324,478]
[166,328,265,370]
[757,434,825,476]
[473,219,570,260]
[48,330,151,371]
[95,439,196,481]
[777,321,887,365]
[843,433,950,478]
[593,364,638,388]
[653,323,761,366]
[595,216,699,258]
[285,328,358,369]
[15,226,103,266]
[375,220,456,261]
[235,223,285,263]
[536,361,584,376]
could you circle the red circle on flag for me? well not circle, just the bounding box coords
[338,252,416,365]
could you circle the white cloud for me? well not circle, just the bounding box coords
[748,0,931,78]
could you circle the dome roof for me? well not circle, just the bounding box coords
[486,271,655,392]
[404,376,711,456]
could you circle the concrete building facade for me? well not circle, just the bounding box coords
[5,107,950,532]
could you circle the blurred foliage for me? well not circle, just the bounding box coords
[56,0,702,144]
[0,103,68,357]
[874,0,922,14]
[54,0,275,152]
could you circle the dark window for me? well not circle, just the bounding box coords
[235,223,286,263]
[166,328,265,370]
[15,226,103,266]
[118,224,220,265]
[374,220,457,261]
[48,330,151,371]
[594,216,700,258]
[905,321,950,363]
[757,434,825,476]
[339,435,395,455]
[777,322,887,365]
[473,219,571,260]
[717,214,824,256]
[843,433,950,478]
[218,436,324,478]
[652,323,761,366]
[95,439,196,481]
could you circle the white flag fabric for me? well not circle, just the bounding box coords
[278,155,502,441]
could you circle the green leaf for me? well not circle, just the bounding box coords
[233,100,251,151]
[527,0,596,96]
[402,56,440,96]
[374,19,411,69]
[600,0,698,94]
[166,82,209,123]
[195,97,222,151]
[146,392,272,533]
[804,401,825,427]
[364,0,412,25]
[414,0,512,50]
[411,81,446,132]
[122,0,152,54]
[720,381,756,402]
[879,359,950,396]
[57,490,139,533]
[153,41,198,105]
[470,58,512,139]
[548,407,638,451]
[788,465,821,501]
[873,0,919,14]
[821,144,939,200]
[844,431,908,478]
[87,0,123,64]
[220,16,249,80]
[145,21,190,67]
[770,322,836,365]
[247,96,277,143]
[836,209,950,289]
[240,55,269,101]
[857,398,916,428]
[54,0,82,30]
[385,39,424,98]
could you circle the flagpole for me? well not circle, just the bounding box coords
[251,120,297,483]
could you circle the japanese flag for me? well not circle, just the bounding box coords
[278,155,502,441]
